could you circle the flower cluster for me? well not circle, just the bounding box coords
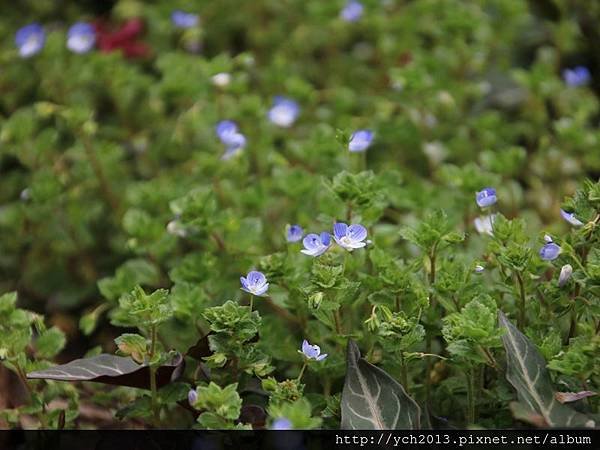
[299,222,369,257]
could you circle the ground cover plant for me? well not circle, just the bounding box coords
[0,0,599,430]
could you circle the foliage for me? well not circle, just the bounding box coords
[0,0,599,430]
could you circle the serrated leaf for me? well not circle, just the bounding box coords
[498,312,595,428]
[341,340,421,429]
[27,353,184,390]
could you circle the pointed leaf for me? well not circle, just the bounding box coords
[341,340,421,429]
[499,312,595,428]
[27,353,184,390]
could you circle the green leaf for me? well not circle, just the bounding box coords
[498,312,595,428]
[34,326,66,359]
[341,340,421,429]
[114,333,147,363]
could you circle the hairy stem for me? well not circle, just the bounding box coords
[514,272,527,329]
[149,325,159,426]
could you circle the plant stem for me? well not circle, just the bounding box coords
[81,135,121,217]
[149,325,159,426]
[296,362,308,382]
[399,351,409,391]
[334,309,343,335]
[249,295,254,312]
[466,368,476,425]
[514,272,527,329]
[424,247,437,409]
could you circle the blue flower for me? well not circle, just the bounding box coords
[563,66,591,87]
[301,232,331,257]
[474,265,485,273]
[301,339,327,361]
[268,96,300,128]
[271,417,293,430]
[540,242,561,261]
[216,120,246,159]
[240,271,269,296]
[15,23,45,58]
[558,264,572,287]
[340,0,364,22]
[188,389,198,406]
[475,187,497,208]
[171,10,199,29]
[287,224,304,243]
[333,222,368,251]
[560,209,584,227]
[67,22,96,54]
[348,129,374,152]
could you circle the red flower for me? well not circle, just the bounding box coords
[93,18,151,59]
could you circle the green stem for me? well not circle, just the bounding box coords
[297,362,308,382]
[466,368,475,425]
[149,325,159,426]
[424,247,437,409]
[514,272,527,329]
[249,295,254,311]
[334,309,343,335]
[399,351,409,391]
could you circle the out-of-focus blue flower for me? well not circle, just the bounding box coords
[474,265,485,273]
[333,222,368,251]
[348,129,374,152]
[171,10,199,29]
[340,0,364,22]
[271,417,293,430]
[558,264,572,287]
[287,224,304,242]
[540,242,561,261]
[476,187,497,208]
[301,232,331,257]
[216,120,246,159]
[15,23,45,58]
[473,214,496,236]
[268,96,300,128]
[240,271,269,296]
[67,22,96,54]
[563,66,591,87]
[188,389,198,406]
[560,209,584,227]
[301,339,327,361]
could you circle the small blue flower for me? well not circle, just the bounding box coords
[333,222,368,251]
[301,232,331,257]
[348,129,374,152]
[216,120,246,159]
[171,10,199,29]
[475,187,497,208]
[188,389,198,406]
[287,224,304,243]
[558,264,572,287]
[560,209,584,227]
[240,271,269,296]
[271,417,293,430]
[474,265,485,273]
[268,96,300,128]
[563,66,591,87]
[67,22,96,54]
[15,23,45,58]
[540,242,561,261]
[340,0,364,22]
[301,339,327,361]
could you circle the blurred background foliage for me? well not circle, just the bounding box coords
[0,0,599,413]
